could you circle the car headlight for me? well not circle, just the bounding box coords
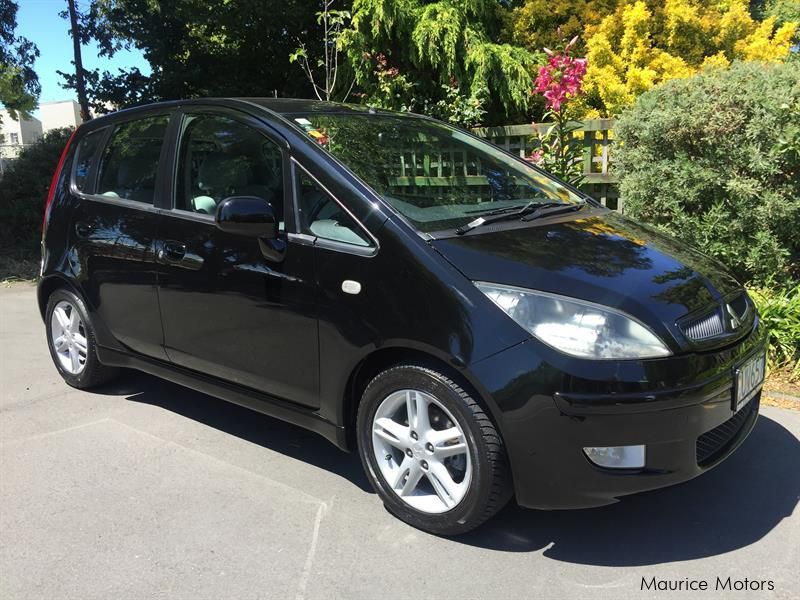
[475,282,671,359]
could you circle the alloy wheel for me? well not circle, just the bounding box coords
[50,300,88,375]
[371,389,472,514]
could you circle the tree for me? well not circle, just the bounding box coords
[339,0,542,125]
[65,0,91,121]
[59,0,337,113]
[0,0,40,120]
[582,0,798,116]
[290,1,355,101]
[510,0,618,57]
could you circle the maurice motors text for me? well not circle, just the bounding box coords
[641,577,775,592]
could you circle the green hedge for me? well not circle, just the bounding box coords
[615,61,800,288]
[0,128,73,252]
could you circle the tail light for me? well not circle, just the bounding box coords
[42,128,78,236]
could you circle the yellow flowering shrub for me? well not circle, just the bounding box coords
[510,0,618,55]
[737,19,798,60]
[583,0,798,116]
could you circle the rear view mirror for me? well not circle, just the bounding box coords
[215,196,277,239]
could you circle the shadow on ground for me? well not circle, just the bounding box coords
[104,371,799,566]
[105,370,372,493]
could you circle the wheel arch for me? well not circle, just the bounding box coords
[340,345,506,453]
[37,274,81,321]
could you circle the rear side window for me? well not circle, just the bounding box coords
[73,128,105,192]
[96,115,170,204]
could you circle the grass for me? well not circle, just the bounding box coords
[748,285,800,380]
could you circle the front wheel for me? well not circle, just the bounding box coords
[357,364,512,535]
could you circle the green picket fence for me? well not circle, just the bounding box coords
[474,119,620,210]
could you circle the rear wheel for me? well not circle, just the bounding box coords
[45,288,118,389]
[357,364,512,535]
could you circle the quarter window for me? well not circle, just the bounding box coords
[297,172,371,247]
[176,114,283,218]
[73,129,105,192]
[96,115,169,204]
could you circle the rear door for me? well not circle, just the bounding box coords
[155,107,320,407]
[68,112,172,360]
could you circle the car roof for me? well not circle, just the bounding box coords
[234,98,385,115]
[87,97,393,124]
[77,97,408,137]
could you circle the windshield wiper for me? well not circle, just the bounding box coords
[463,197,552,216]
[455,201,582,235]
[464,203,531,216]
[520,201,586,222]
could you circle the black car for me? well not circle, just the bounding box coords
[39,99,766,535]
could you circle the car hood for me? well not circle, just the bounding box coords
[431,209,743,342]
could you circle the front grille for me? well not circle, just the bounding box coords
[696,395,759,466]
[679,292,752,345]
[682,310,725,341]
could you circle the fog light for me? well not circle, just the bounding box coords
[583,445,645,469]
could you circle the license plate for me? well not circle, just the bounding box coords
[733,351,766,412]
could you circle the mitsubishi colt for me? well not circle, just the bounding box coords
[39,99,766,534]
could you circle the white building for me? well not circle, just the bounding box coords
[0,108,43,160]
[0,99,88,167]
[40,100,84,133]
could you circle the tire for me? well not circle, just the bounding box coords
[357,364,512,535]
[45,288,119,389]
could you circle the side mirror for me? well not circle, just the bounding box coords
[215,196,277,239]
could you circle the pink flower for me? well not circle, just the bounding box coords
[526,149,544,164]
[533,47,587,112]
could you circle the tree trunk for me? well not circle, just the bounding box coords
[67,0,91,122]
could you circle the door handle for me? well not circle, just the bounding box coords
[75,222,93,238]
[160,241,187,262]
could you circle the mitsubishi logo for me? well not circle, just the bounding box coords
[726,303,742,330]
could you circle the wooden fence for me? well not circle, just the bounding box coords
[474,119,620,210]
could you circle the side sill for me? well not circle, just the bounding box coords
[97,346,349,450]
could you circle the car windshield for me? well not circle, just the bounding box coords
[289,113,584,233]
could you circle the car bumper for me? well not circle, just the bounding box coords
[468,322,767,509]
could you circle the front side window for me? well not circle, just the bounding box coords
[96,115,169,204]
[176,114,283,217]
[290,113,583,233]
[73,128,105,192]
[9,132,19,145]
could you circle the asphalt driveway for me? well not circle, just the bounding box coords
[1,283,798,599]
